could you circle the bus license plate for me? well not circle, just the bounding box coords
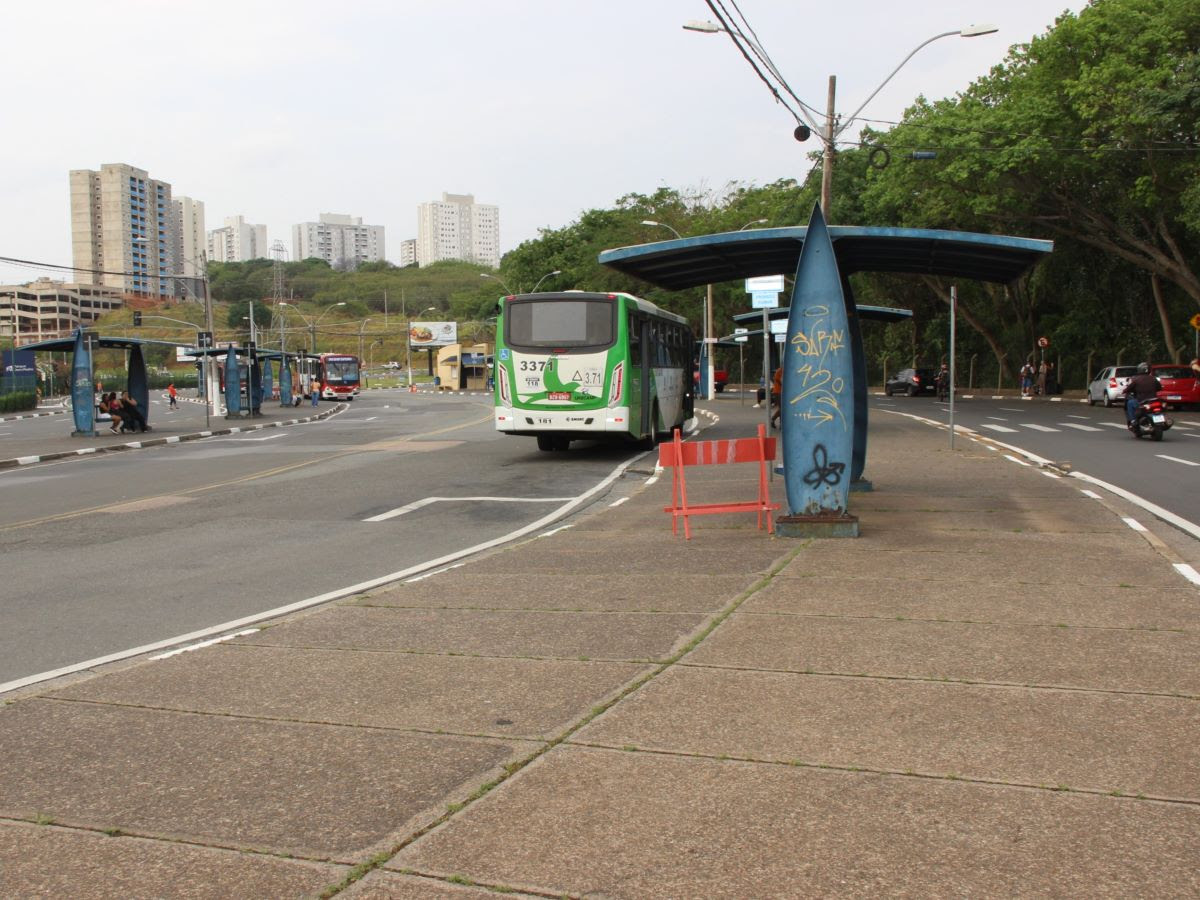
[548,391,571,400]
[1151,414,1165,423]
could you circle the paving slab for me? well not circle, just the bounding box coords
[235,606,710,662]
[573,667,1200,799]
[778,544,1183,587]
[392,745,1200,899]
[0,820,346,900]
[747,573,1200,629]
[686,613,1200,694]
[50,644,648,740]
[459,537,787,576]
[0,699,531,860]
[355,571,761,613]
[343,870,543,898]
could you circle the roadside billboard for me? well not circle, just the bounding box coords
[409,320,457,348]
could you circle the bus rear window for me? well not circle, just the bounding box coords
[506,299,615,349]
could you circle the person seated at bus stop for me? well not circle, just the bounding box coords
[769,366,783,428]
[119,391,149,433]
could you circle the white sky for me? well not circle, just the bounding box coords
[1,0,1085,285]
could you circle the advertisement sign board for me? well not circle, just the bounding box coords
[408,320,457,348]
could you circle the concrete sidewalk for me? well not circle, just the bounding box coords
[1,402,1197,898]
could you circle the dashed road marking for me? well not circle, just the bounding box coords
[1156,454,1199,466]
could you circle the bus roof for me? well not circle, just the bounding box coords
[509,291,689,327]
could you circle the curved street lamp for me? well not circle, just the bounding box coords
[531,269,562,293]
[640,220,683,241]
[480,272,515,295]
[738,218,769,231]
[683,20,997,220]
[642,220,717,401]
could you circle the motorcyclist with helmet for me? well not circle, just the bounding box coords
[1123,362,1162,425]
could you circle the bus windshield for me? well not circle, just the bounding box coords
[323,358,359,383]
[506,298,615,349]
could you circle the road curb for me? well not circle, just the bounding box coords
[0,403,346,470]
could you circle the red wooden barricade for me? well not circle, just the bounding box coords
[657,424,780,539]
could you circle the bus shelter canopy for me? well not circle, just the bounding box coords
[599,226,1053,290]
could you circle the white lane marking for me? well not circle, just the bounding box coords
[365,495,577,522]
[1022,423,1060,432]
[998,407,1025,412]
[985,416,1008,421]
[151,629,259,659]
[1061,423,1102,432]
[609,497,630,508]
[981,424,1019,433]
[1004,454,1031,466]
[1069,470,1200,542]
[1040,470,1060,479]
[1122,517,1148,532]
[1174,564,1200,586]
[1080,489,1102,499]
[1066,414,1090,420]
[2,450,650,697]
[541,523,575,537]
[1100,422,1127,429]
[209,433,288,443]
[364,416,377,421]
[1156,454,1199,466]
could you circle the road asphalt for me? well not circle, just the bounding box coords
[1,395,1197,898]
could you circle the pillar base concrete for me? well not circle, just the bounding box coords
[776,513,860,539]
[850,478,874,493]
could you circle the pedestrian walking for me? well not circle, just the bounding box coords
[311,379,321,407]
[167,382,178,410]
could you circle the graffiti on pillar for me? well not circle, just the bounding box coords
[781,203,855,518]
[785,304,848,429]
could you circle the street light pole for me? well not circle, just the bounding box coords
[642,219,719,401]
[480,272,515,295]
[531,269,562,293]
[684,22,997,223]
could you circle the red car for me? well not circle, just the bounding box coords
[1152,364,1200,410]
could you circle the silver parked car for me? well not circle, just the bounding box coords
[1087,365,1137,406]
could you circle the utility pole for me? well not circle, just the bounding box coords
[821,75,836,221]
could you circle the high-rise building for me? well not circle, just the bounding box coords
[173,196,206,299]
[69,163,179,298]
[398,239,417,268]
[416,192,499,268]
[291,213,385,270]
[208,215,269,264]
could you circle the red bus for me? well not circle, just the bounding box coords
[306,353,360,401]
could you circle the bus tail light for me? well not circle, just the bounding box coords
[498,365,511,405]
[608,362,623,405]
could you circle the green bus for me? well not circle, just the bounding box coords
[493,290,695,451]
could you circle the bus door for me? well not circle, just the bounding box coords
[628,312,649,437]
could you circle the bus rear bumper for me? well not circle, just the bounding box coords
[495,406,633,434]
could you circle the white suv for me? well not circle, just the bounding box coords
[1087,365,1137,407]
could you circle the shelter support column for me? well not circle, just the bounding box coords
[776,204,859,538]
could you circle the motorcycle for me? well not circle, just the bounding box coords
[1128,397,1173,441]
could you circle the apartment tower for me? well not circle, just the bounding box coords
[69,163,179,297]
[291,213,384,270]
[416,192,500,268]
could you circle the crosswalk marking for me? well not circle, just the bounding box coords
[1022,423,1060,432]
[1060,423,1102,432]
[981,424,1019,433]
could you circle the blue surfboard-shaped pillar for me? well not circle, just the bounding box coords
[778,205,859,537]
[70,328,95,436]
[224,346,241,416]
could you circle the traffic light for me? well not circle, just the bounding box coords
[133,311,142,326]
